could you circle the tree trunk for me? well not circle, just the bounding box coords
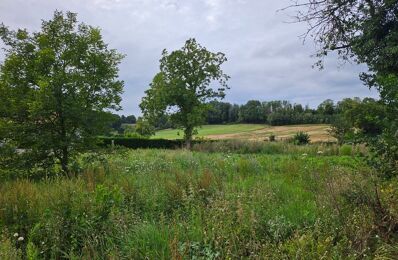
[184,126,193,150]
[60,146,69,175]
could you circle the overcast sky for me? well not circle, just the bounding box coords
[0,0,378,115]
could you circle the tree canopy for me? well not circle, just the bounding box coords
[288,0,398,176]
[140,38,229,148]
[0,11,124,174]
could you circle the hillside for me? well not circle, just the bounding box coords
[153,124,334,142]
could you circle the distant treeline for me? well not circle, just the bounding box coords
[112,98,370,132]
[205,99,337,125]
[110,115,137,133]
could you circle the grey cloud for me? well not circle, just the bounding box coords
[0,0,378,115]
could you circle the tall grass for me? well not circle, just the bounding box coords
[192,139,367,156]
[0,149,396,259]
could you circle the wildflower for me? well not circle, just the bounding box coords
[302,153,308,156]
[13,233,18,237]
[18,236,24,241]
[317,151,324,155]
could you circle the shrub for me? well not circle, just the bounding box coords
[339,144,353,156]
[99,137,183,149]
[292,132,310,145]
[98,137,214,150]
[269,134,276,142]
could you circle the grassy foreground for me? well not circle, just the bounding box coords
[1,145,397,259]
[153,124,334,142]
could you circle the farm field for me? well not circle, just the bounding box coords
[1,145,395,259]
[153,123,335,142]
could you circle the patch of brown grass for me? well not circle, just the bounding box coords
[206,124,335,143]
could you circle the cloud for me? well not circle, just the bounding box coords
[0,0,378,115]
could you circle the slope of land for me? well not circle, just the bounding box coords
[153,124,334,142]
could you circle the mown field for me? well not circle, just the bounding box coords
[1,143,397,259]
[153,124,335,142]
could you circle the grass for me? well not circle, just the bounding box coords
[153,123,334,142]
[153,124,265,139]
[1,144,397,259]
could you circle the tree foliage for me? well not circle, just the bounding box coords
[134,118,155,137]
[140,38,229,148]
[288,0,398,177]
[0,11,124,174]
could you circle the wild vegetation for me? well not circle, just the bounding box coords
[1,147,397,259]
[0,1,397,259]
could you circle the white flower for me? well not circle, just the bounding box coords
[302,153,308,156]
[317,151,324,155]
[13,233,19,237]
[18,236,24,241]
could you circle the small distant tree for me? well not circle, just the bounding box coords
[135,118,155,137]
[0,11,124,174]
[140,38,229,148]
[125,115,137,124]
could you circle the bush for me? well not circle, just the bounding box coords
[339,144,353,156]
[98,137,212,149]
[292,132,310,145]
[269,134,276,142]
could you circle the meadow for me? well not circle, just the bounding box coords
[1,142,397,259]
[153,124,334,142]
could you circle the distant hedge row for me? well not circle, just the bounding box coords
[98,137,210,149]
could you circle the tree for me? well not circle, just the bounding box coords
[0,11,124,174]
[330,98,361,144]
[317,99,335,116]
[135,117,155,137]
[140,38,229,148]
[228,104,240,123]
[287,0,398,177]
[206,101,232,124]
[328,116,354,145]
[239,100,265,123]
[110,114,124,134]
[124,115,137,124]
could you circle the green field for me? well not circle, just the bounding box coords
[152,124,265,139]
[1,143,395,259]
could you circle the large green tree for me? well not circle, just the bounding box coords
[288,0,398,177]
[140,38,229,148]
[0,11,124,174]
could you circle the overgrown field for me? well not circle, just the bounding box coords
[153,124,334,142]
[1,145,397,259]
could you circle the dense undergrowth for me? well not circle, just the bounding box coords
[0,147,397,259]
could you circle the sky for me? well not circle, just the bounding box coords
[0,0,378,115]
